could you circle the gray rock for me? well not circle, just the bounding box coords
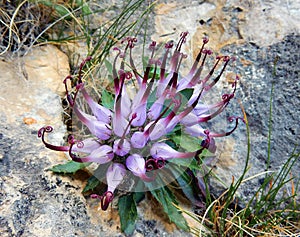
[217,34,300,200]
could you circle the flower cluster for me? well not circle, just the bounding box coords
[38,32,243,210]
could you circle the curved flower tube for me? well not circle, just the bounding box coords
[106,163,126,192]
[91,163,126,211]
[70,144,114,164]
[151,142,196,160]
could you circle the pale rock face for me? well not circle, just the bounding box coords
[153,0,300,50]
[0,45,69,126]
[240,0,300,47]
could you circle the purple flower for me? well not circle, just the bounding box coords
[126,154,154,182]
[39,32,243,210]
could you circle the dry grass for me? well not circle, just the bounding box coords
[0,0,57,55]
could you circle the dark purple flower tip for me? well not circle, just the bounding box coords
[222,93,234,102]
[101,191,114,211]
[223,116,242,136]
[200,130,210,148]
[63,76,76,106]
[223,56,230,62]
[201,138,210,149]
[203,49,213,55]
[131,112,137,120]
[67,135,76,145]
[121,36,137,48]
[113,47,121,52]
[203,37,209,44]
[63,75,73,84]
[165,41,174,49]
[79,56,92,68]
[228,116,245,124]
[78,56,92,81]
[180,31,189,38]
[38,126,53,138]
[145,158,157,171]
[149,41,157,50]
[125,71,133,80]
[90,194,101,199]
[156,157,166,169]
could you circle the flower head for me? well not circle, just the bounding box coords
[39,32,243,210]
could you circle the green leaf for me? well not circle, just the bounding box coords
[167,157,194,168]
[148,66,161,80]
[171,133,202,152]
[179,88,194,101]
[170,164,205,207]
[133,180,146,203]
[82,175,100,193]
[101,90,114,110]
[49,160,90,174]
[118,194,138,236]
[146,183,189,231]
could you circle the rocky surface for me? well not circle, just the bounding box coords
[0,0,299,236]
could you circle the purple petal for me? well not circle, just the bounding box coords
[180,113,199,126]
[194,103,212,116]
[207,137,216,153]
[147,96,165,120]
[126,154,153,182]
[72,138,101,153]
[106,163,126,193]
[131,103,147,127]
[149,120,168,141]
[74,106,111,140]
[130,131,148,148]
[113,139,131,156]
[156,73,173,97]
[184,124,206,137]
[81,88,112,124]
[126,154,146,177]
[72,145,114,164]
[89,121,112,140]
[112,114,129,137]
[151,142,196,159]
[120,88,131,118]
